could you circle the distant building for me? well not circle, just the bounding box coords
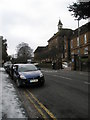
[34,20,73,66]
[34,46,48,62]
[47,27,73,62]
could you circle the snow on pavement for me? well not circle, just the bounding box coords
[0,68,28,119]
[0,68,2,119]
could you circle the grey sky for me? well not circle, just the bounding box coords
[0,0,88,55]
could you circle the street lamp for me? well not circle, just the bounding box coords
[77,18,81,70]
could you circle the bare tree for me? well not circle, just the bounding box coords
[16,42,33,63]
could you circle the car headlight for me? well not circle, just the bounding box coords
[40,73,43,77]
[20,74,26,79]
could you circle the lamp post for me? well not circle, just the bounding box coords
[77,18,81,71]
[57,19,63,69]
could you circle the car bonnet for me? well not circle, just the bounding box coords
[19,70,41,79]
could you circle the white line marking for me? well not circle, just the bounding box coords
[53,75,72,80]
[84,82,90,85]
[45,73,72,80]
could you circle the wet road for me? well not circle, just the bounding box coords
[26,69,88,119]
[1,68,89,119]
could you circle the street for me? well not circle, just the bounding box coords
[1,67,89,119]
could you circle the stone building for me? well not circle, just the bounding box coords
[34,46,48,62]
[34,20,73,69]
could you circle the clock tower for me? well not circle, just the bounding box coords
[58,19,63,31]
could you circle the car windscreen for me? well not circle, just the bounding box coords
[18,65,38,72]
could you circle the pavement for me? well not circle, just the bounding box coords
[0,67,28,119]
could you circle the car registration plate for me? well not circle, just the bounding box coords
[30,79,38,83]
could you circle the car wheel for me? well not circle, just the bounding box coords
[16,79,21,88]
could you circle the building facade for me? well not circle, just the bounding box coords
[71,22,90,71]
[0,36,2,66]
[34,46,48,62]
[34,20,73,69]
[47,28,73,62]
[34,20,89,71]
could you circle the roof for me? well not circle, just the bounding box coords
[58,19,63,25]
[34,46,46,53]
[71,22,90,39]
[48,28,73,42]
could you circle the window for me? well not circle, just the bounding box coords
[84,47,88,54]
[77,37,79,46]
[71,40,73,48]
[77,49,80,54]
[65,53,67,57]
[64,40,66,49]
[84,34,87,44]
[71,51,74,55]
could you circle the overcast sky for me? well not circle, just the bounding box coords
[0,0,88,55]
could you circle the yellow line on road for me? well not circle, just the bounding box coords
[24,91,47,119]
[27,90,57,120]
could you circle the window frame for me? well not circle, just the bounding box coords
[77,37,79,46]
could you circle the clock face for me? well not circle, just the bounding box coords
[59,25,62,28]
[58,25,62,30]
[59,25,61,28]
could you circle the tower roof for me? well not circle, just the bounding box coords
[58,19,63,25]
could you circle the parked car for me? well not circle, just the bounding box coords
[4,61,12,73]
[9,64,14,78]
[33,63,41,70]
[62,62,68,69]
[13,64,45,87]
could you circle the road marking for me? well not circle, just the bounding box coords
[53,75,72,80]
[84,81,90,85]
[27,90,57,120]
[24,91,47,119]
[42,70,58,73]
[45,73,72,80]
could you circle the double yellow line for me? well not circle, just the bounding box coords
[24,89,57,120]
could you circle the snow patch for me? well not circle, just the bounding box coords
[1,68,27,119]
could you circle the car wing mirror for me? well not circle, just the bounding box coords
[37,67,41,70]
[13,66,18,72]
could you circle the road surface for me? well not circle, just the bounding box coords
[1,68,89,119]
